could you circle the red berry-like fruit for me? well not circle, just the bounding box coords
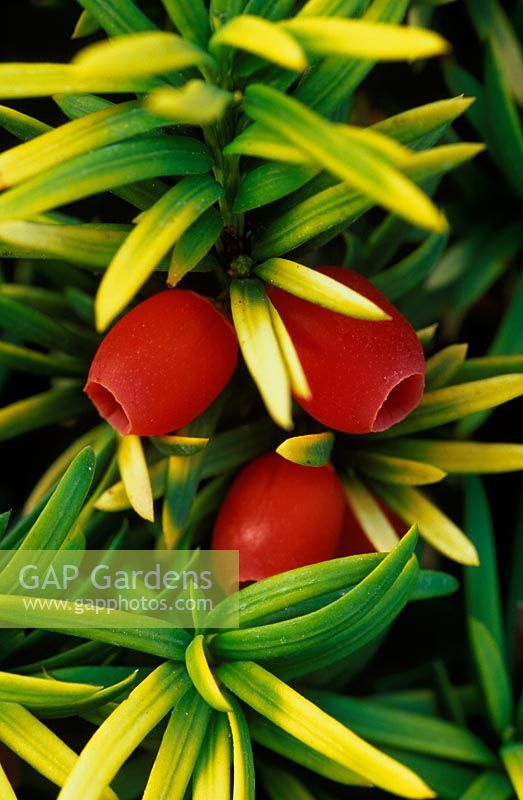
[212,452,346,583]
[268,267,425,434]
[84,290,238,436]
[337,498,407,556]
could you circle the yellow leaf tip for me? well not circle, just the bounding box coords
[277,413,294,432]
[467,550,480,567]
[457,540,480,567]
[471,143,487,155]
[95,312,110,334]
[392,763,436,798]
[428,210,449,234]
[422,31,451,58]
[138,506,155,523]
[364,301,392,322]
[458,95,476,111]
[294,53,309,72]
[94,296,115,333]
[295,384,313,401]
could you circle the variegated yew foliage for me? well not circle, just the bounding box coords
[0,451,455,799]
[0,0,522,799]
[400,0,523,402]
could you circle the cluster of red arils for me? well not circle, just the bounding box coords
[85,267,422,579]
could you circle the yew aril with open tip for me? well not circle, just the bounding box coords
[84,289,238,436]
[268,267,425,434]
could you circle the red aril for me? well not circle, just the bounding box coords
[267,267,425,434]
[84,290,238,436]
[212,452,345,583]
